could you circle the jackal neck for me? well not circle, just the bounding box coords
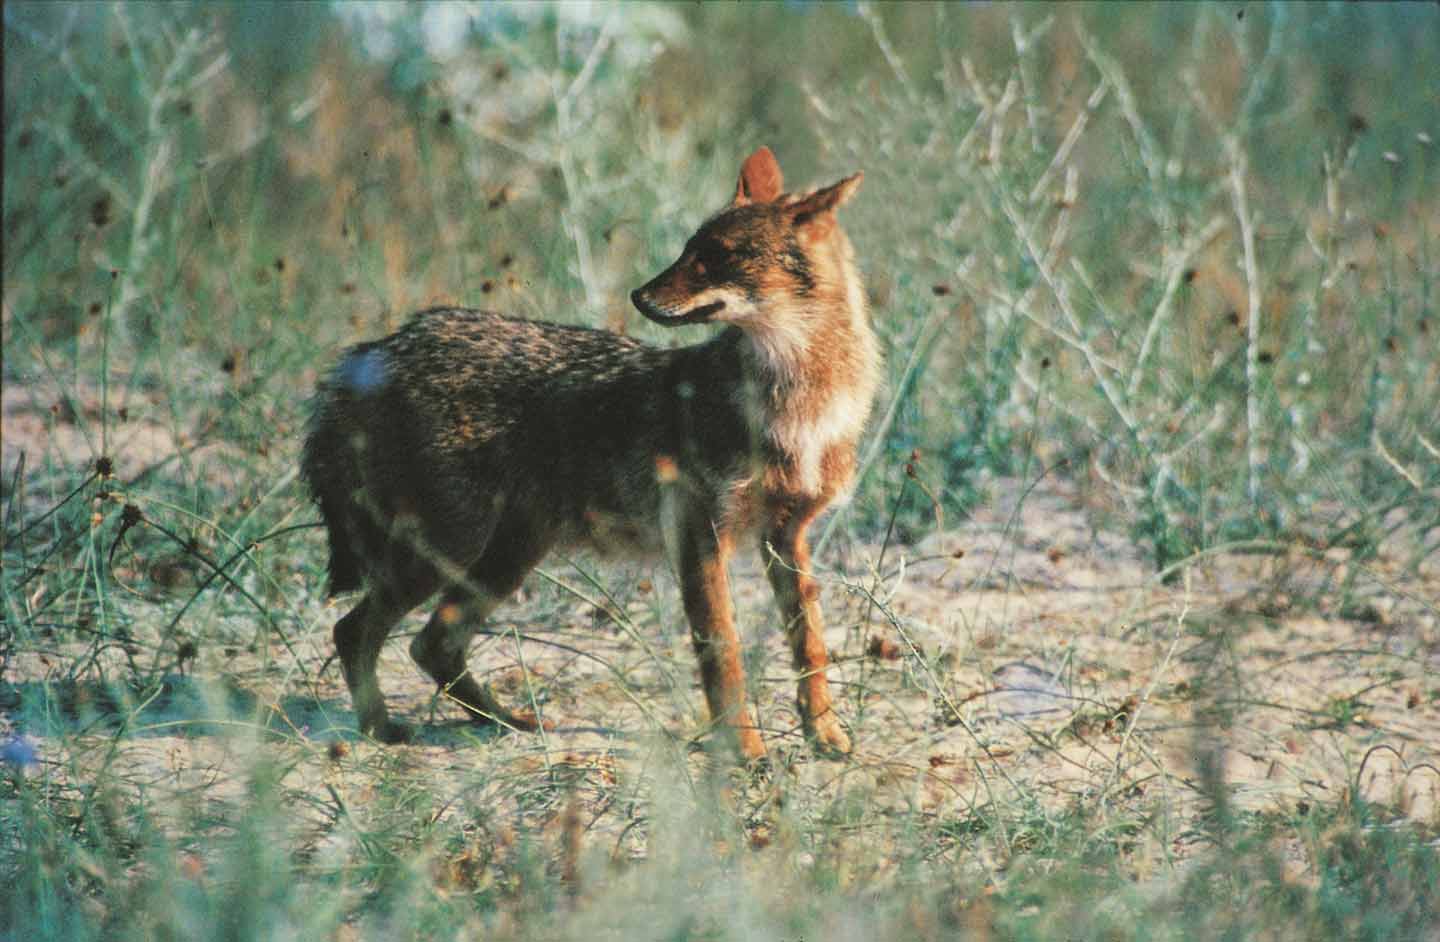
[737,237,880,499]
[746,234,877,392]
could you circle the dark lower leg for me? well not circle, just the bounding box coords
[334,592,411,742]
[409,524,554,733]
[408,588,547,731]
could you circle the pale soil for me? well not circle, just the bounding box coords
[2,371,257,509]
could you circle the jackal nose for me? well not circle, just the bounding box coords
[631,288,658,318]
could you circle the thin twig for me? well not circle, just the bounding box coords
[1127,215,1228,397]
[857,2,918,105]
[1227,139,1265,510]
[1028,79,1109,205]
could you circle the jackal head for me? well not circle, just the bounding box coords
[631,147,863,331]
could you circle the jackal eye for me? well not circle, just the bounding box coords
[691,240,733,275]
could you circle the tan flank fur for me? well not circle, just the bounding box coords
[302,147,880,760]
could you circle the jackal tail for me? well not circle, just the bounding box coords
[301,401,369,596]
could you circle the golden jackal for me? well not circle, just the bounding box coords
[303,147,879,760]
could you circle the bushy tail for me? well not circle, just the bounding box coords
[301,396,367,596]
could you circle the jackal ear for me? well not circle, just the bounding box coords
[788,172,863,228]
[733,146,784,206]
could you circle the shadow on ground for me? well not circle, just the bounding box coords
[1,674,542,748]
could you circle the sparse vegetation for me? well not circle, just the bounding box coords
[4,3,1437,940]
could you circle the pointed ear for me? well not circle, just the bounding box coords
[732,146,784,207]
[787,172,863,226]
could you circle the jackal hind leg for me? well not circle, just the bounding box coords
[763,509,851,757]
[334,580,436,743]
[409,525,553,733]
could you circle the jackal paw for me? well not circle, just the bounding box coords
[805,711,852,758]
[362,717,414,744]
[466,705,554,733]
[736,727,767,764]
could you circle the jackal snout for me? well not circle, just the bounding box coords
[630,278,721,326]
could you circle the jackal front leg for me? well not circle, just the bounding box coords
[763,511,851,757]
[675,519,765,761]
